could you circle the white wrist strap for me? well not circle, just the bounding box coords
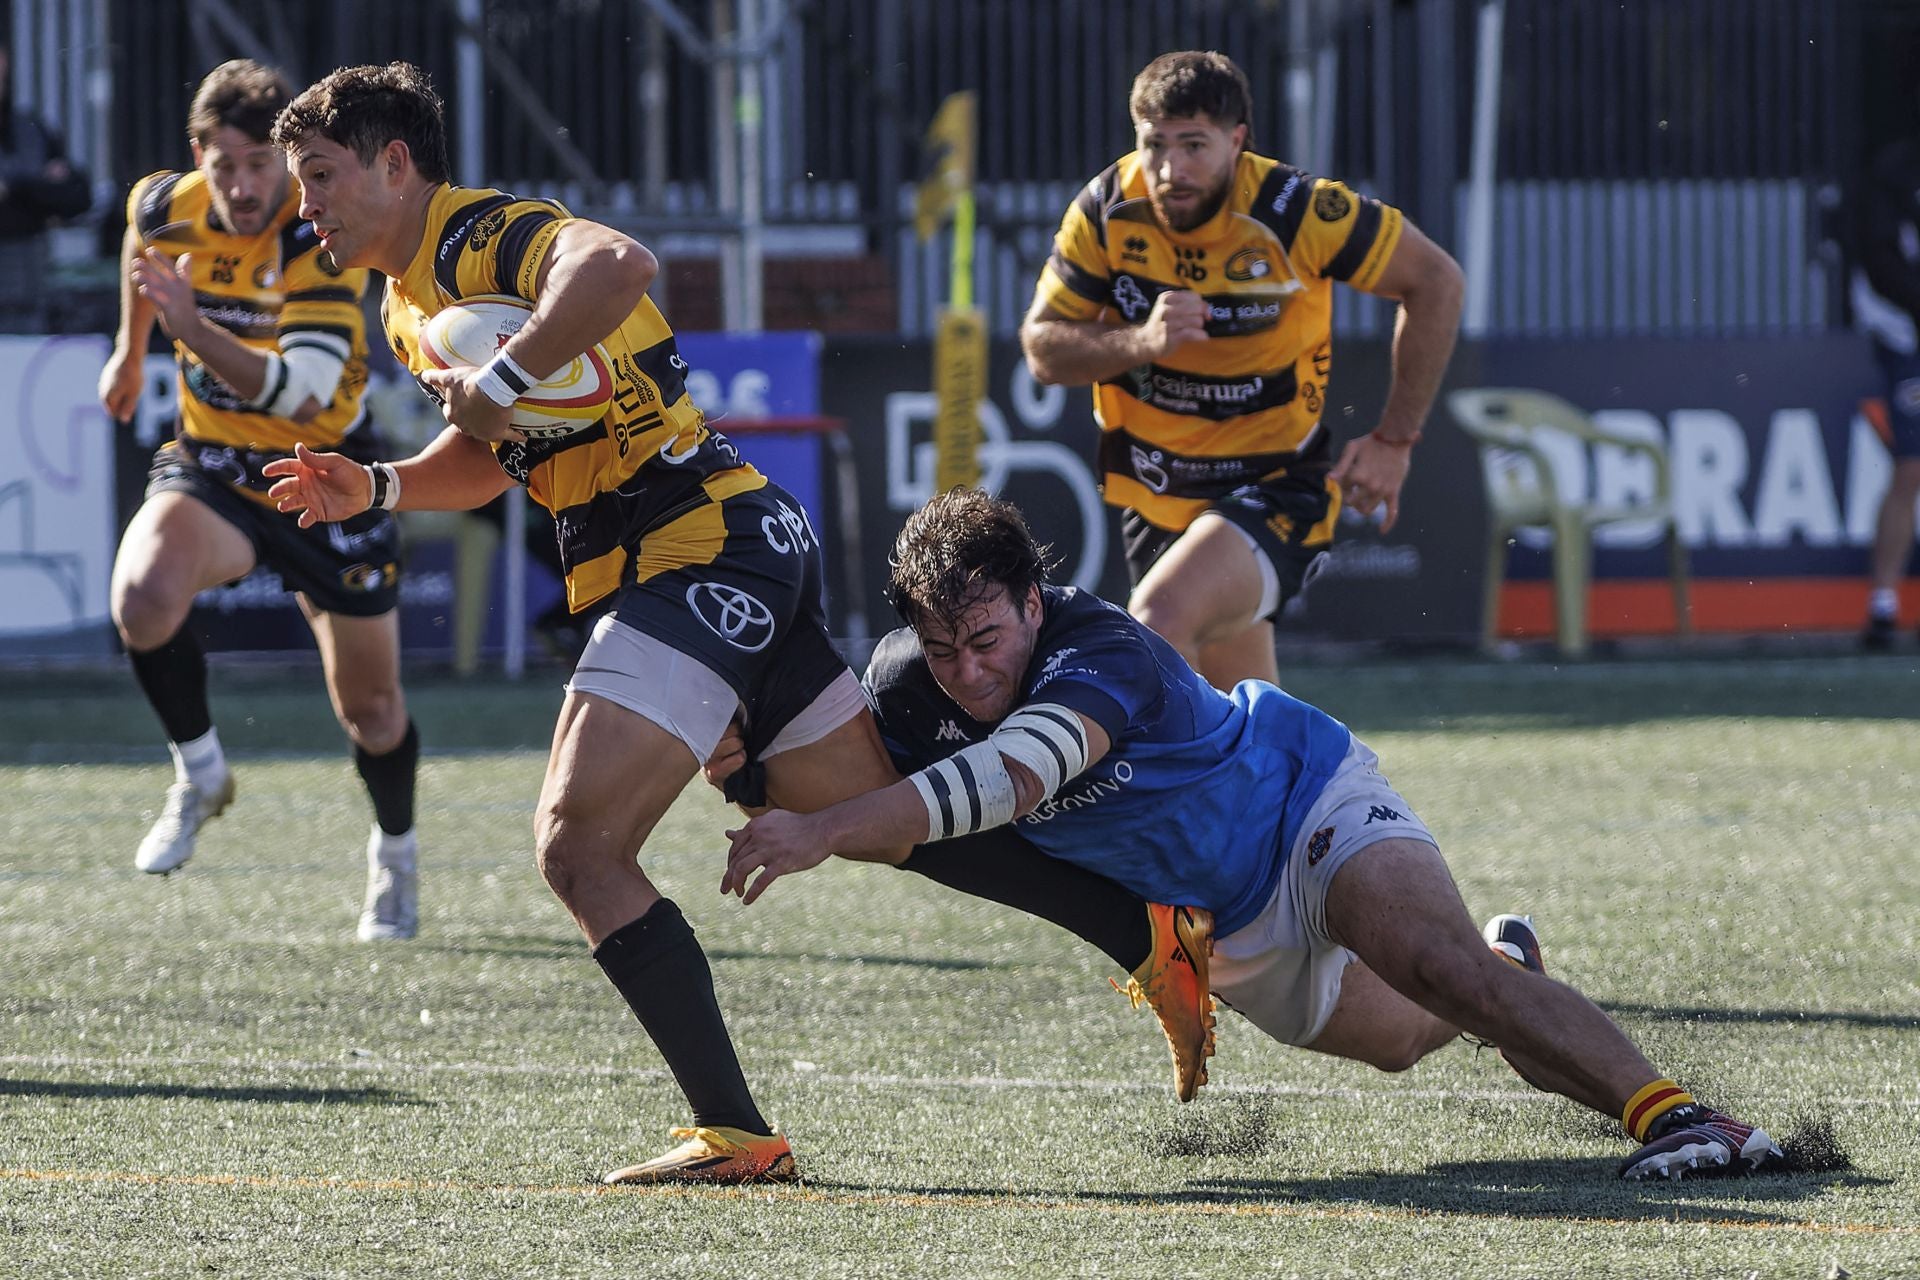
[473,362,519,408]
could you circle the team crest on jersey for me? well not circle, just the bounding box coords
[1225,248,1272,282]
[317,250,343,277]
[1306,826,1334,866]
[1313,184,1351,222]
[468,208,508,252]
[252,263,280,289]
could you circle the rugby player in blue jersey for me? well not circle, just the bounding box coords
[722,488,1787,1182]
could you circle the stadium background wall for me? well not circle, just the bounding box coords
[0,333,1891,662]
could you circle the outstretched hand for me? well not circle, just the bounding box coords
[1328,433,1415,532]
[262,442,373,528]
[722,809,832,905]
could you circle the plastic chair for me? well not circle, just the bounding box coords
[1446,388,1690,657]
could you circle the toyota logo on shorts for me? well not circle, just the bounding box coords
[686,582,776,652]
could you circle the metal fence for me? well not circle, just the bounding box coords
[15,0,1920,338]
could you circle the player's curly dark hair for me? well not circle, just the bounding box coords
[1129,50,1253,133]
[886,488,1056,635]
[272,61,450,183]
[189,59,293,146]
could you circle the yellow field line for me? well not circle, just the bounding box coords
[3,1166,1912,1237]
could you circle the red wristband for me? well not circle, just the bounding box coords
[1369,429,1421,448]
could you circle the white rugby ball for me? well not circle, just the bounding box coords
[418,294,614,440]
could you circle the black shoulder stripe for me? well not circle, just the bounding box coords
[493,209,561,297]
[1250,165,1313,251]
[1046,249,1110,303]
[1070,163,1122,249]
[1325,198,1384,281]
[630,334,689,404]
[432,194,517,299]
[285,287,358,305]
[135,173,185,238]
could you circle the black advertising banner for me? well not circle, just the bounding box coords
[818,336,1487,647]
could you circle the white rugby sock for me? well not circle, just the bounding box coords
[368,824,418,872]
[169,728,226,790]
[1869,588,1898,621]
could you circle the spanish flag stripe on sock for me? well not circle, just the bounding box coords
[1622,1078,1695,1141]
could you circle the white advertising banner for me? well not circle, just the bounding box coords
[0,334,116,653]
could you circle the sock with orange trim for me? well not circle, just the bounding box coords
[1621,1077,1698,1142]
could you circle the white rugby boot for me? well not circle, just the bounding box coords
[133,773,236,874]
[357,824,419,942]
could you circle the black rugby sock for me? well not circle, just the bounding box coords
[128,628,213,744]
[900,829,1153,971]
[354,720,419,835]
[592,899,770,1135]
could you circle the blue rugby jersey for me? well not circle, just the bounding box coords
[865,586,1353,936]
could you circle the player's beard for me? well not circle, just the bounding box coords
[211,176,287,237]
[1150,167,1232,233]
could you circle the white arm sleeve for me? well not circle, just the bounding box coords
[908,739,1018,842]
[987,703,1092,802]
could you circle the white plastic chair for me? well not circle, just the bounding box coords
[1446,388,1690,657]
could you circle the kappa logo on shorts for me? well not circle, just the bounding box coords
[1306,826,1335,866]
[1363,804,1403,825]
[934,719,968,742]
[686,582,776,652]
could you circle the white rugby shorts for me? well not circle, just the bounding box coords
[1209,736,1437,1046]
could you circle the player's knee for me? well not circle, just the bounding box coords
[337,686,405,748]
[111,578,184,651]
[532,812,582,900]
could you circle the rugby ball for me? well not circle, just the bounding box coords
[418,294,614,440]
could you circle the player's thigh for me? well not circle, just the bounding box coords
[1302,956,1455,1071]
[541,687,702,864]
[761,705,906,863]
[1322,836,1493,1003]
[111,491,256,620]
[301,602,407,749]
[1127,513,1268,641]
[1197,618,1278,687]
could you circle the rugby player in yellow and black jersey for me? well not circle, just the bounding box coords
[96,60,423,943]
[1022,51,1463,688]
[263,61,915,1188]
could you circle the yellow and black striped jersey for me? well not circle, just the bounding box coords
[129,169,371,454]
[381,184,763,613]
[1036,151,1404,530]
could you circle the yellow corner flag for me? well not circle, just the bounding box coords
[933,307,987,492]
[915,91,976,243]
[918,91,984,489]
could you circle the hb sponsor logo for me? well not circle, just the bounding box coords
[687,582,776,652]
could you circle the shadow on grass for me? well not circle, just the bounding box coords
[809,1155,1878,1225]
[1603,1002,1920,1032]
[0,1078,428,1106]
[420,933,1001,972]
[706,949,997,972]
